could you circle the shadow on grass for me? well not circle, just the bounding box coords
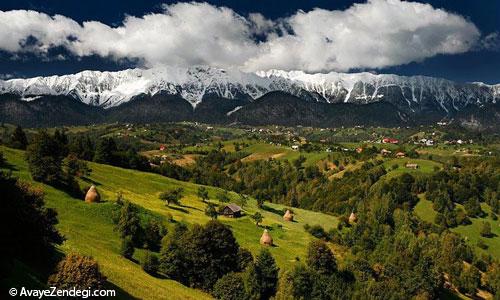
[180,204,202,212]
[105,281,140,300]
[81,177,102,186]
[261,205,284,216]
[168,205,190,214]
[1,161,19,171]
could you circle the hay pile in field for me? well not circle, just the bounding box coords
[260,229,273,246]
[283,210,294,222]
[85,185,100,203]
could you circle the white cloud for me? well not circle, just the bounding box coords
[0,0,484,72]
[247,0,481,71]
[481,32,500,51]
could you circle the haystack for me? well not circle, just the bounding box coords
[349,212,357,223]
[260,229,273,246]
[85,185,100,203]
[283,210,294,222]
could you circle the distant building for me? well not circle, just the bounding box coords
[221,204,242,218]
[396,152,406,158]
[380,149,392,156]
[356,147,363,153]
[382,138,399,144]
[405,163,419,169]
[291,145,299,151]
[159,144,166,151]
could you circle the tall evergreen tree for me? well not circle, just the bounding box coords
[10,125,28,150]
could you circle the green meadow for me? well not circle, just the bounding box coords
[1,146,338,299]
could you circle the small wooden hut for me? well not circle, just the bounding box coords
[221,204,242,218]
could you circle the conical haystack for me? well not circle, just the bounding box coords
[283,210,294,222]
[349,212,357,223]
[85,185,100,203]
[260,229,273,246]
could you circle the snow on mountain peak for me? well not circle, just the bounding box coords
[0,66,498,110]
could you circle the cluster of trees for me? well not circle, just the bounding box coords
[425,157,499,229]
[0,171,63,266]
[159,220,280,299]
[92,137,150,171]
[26,130,90,195]
[114,198,166,262]
[0,166,106,294]
[275,240,353,299]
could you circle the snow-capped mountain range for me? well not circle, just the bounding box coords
[0,66,498,114]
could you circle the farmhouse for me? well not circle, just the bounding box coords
[396,152,406,158]
[291,145,300,151]
[382,138,399,144]
[221,204,242,218]
[380,149,392,156]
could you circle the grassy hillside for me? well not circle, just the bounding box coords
[1,146,338,299]
[414,195,500,259]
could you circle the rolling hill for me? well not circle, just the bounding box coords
[0,146,338,299]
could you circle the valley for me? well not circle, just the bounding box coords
[1,121,499,299]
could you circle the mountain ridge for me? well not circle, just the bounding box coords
[1,66,498,114]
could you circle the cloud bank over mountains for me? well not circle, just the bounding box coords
[0,0,487,72]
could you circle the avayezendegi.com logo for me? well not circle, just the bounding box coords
[8,287,116,298]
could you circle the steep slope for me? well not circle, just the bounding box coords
[0,93,105,127]
[0,146,339,299]
[229,91,409,127]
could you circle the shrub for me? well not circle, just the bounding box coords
[48,253,106,290]
[213,273,247,300]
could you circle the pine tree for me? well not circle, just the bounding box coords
[254,249,279,299]
[10,125,28,150]
[94,137,117,164]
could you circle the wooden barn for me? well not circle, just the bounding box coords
[221,204,242,218]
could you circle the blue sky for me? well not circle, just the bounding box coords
[0,0,499,83]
